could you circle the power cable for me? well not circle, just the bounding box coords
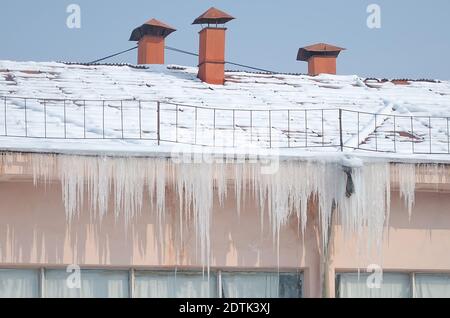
[89,46,138,64]
[165,46,275,73]
[88,45,275,73]
[165,46,198,58]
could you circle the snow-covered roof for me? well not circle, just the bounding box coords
[0,60,450,162]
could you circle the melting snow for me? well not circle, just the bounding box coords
[0,61,449,158]
[395,164,416,219]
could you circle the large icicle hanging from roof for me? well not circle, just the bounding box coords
[175,162,214,271]
[59,155,86,221]
[394,164,416,219]
[337,162,391,257]
[214,161,227,207]
[364,163,391,255]
[30,153,57,186]
[0,152,416,268]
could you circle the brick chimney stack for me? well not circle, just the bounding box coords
[192,7,235,85]
[129,18,176,65]
[297,43,345,76]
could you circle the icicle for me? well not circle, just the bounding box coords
[30,153,56,186]
[363,163,390,257]
[155,159,167,225]
[396,164,416,219]
[176,162,214,272]
[214,162,227,207]
[234,163,243,217]
[3,151,437,269]
[96,157,112,220]
[336,162,390,259]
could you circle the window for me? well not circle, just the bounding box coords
[415,274,450,298]
[337,272,450,298]
[44,269,129,298]
[0,269,39,298]
[336,273,411,298]
[221,272,302,298]
[135,271,217,298]
[0,267,302,298]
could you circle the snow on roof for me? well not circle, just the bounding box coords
[0,60,450,162]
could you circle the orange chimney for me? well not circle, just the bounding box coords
[192,8,235,85]
[297,43,345,76]
[129,19,176,65]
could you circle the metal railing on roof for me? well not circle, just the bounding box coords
[1,95,449,155]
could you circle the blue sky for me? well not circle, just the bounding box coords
[1,0,449,79]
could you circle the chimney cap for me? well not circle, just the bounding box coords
[192,7,235,25]
[297,43,346,61]
[129,18,176,41]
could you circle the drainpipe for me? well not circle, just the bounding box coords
[321,167,354,298]
[321,202,336,298]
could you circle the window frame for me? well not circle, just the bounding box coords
[0,268,41,298]
[336,270,450,298]
[133,269,219,298]
[0,266,304,299]
[220,270,303,299]
[43,267,131,298]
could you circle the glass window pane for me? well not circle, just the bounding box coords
[45,269,129,298]
[0,269,39,298]
[279,273,303,298]
[337,273,411,298]
[222,272,302,299]
[415,274,450,298]
[135,271,217,298]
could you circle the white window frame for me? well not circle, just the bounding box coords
[0,266,303,299]
[218,270,303,299]
[336,271,450,298]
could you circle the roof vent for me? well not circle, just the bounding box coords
[297,43,345,76]
[193,8,235,85]
[130,18,176,65]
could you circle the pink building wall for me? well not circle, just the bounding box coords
[329,191,450,297]
[1,164,450,298]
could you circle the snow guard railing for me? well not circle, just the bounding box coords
[1,96,450,155]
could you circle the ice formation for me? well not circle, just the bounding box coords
[394,164,416,219]
[0,152,431,268]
